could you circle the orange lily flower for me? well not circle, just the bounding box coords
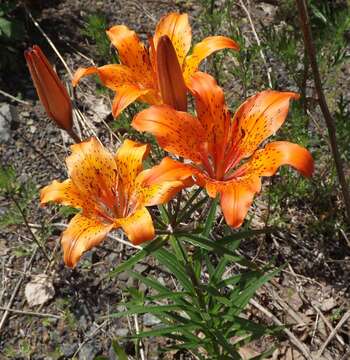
[24,45,80,143]
[40,137,192,267]
[132,72,314,228]
[72,12,239,117]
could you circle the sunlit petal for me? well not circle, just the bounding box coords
[132,105,206,162]
[136,157,195,206]
[230,90,300,161]
[154,13,192,67]
[66,138,118,209]
[183,36,239,82]
[188,72,230,167]
[40,179,93,213]
[117,207,155,245]
[232,141,314,178]
[219,175,261,228]
[61,214,114,267]
[112,85,151,118]
[106,25,154,86]
[72,64,138,90]
[115,139,149,198]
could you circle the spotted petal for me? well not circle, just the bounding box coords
[136,157,195,206]
[61,214,113,267]
[188,72,230,169]
[183,36,239,82]
[229,90,300,162]
[154,13,192,67]
[215,141,313,228]
[115,139,149,200]
[117,207,155,245]
[112,84,152,118]
[106,25,154,87]
[40,179,95,214]
[132,105,206,162]
[66,138,118,210]
[72,65,138,89]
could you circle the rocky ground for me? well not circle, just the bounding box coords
[0,0,350,359]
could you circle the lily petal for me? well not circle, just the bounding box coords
[40,179,93,212]
[136,157,195,206]
[183,36,239,82]
[117,207,155,245]
[61,213,113,267]
[66,138,118,210]
[112,85,151,118]
[72,64,138,89]
[230,90,300,161]
[232,141,314,178]
[188,72,230,166]
[217,141,313,228]
[115,139,149,198]
[132,105,206,162]
[154,13,192,67]
[106,25,154,86]
[219,175,261,228]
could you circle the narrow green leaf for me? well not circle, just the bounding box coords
[155,248,194,293]
[111,340,128,360]
[218,228,275,247]
[108,304,184,319]
[203,196,219,237]
[131,324,199,338]
[109,236,167,277]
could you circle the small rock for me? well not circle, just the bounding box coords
[126,277,135,288]
[25,274,55,307]
[143,313,161,326]
[0,103,12,142]
[139,283,147,293]
[118,271,129,281]
[115,328,129,337]
[21,111,30,117]
[157,277,166,286]
[321,297,337,312]
[79,341,101,360]
[29,125,36,133]
[61,343,78,358]
[0,239,9,256]
[134,263,148,273]
[78,315,88,331]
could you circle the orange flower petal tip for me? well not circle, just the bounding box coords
[24,45,73,132]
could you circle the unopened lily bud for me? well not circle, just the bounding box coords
[156,35,187,112]
[25,45,78,141]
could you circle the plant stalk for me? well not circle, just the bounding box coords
[296,0,350,224]
[9,193,51,263]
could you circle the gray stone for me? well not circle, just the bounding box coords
[115,328,129,337]
[61,343,78,357]
[143,313,161,326]
[139,283,147,293]
[79,341,100,360]
[78,315,88,330]
[0,103,12,142]
[321,297,337,312]
[117,271,129,281]
[134,263,148,273]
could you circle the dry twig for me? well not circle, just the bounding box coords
[0,247,38,334]
[317,310,350,358]
[238,0,273,87]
